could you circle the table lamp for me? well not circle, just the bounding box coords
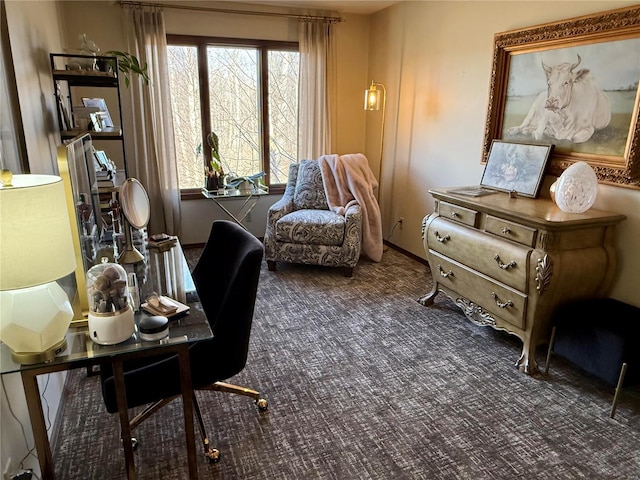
[0,171,77,364]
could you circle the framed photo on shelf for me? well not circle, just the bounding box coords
[82,97,114,127]
[480,141,553,198]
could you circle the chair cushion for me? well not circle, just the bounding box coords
[276,210,345,246]
[293,159,329,210]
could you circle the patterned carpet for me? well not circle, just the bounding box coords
[54,247,640,479]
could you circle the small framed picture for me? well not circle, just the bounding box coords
[93,149,109,170]
[89,112,102,132]
[82,97,114,127]
[481,140,554,198]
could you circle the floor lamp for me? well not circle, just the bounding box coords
[364,80,386,199]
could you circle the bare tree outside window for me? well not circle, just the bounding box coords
[269,50,299,184]
[167,45,202,190]
[167,37,299,192]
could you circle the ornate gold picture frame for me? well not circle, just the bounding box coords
[482,5,640,188]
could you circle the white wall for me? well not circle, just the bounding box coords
[367,1,640,307]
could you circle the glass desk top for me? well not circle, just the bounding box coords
[201,186,269,199]
[0,243,212,376]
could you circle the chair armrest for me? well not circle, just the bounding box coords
[264,163,298,258]
[342,203,363,265]
[344,203,362,224]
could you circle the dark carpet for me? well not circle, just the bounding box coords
[54,247,640,479]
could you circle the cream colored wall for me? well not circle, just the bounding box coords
[5,0,65,174]
[368,1,640,307]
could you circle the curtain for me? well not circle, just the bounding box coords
[298,20,336,160]
[122,5,181,236]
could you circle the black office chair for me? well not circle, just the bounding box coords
[100,220,267,463]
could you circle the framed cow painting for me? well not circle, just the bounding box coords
[482,4,640,188]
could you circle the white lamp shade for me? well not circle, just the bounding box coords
[0,174,76,290]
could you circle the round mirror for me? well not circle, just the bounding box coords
[120,178,150,229]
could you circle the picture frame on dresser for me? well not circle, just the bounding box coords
[482,4,640,188]
[480,140,553,198]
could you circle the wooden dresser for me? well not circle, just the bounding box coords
[420,188,626,374]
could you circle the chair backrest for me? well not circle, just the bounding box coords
[292,159,329,210]
[191,220,264,380]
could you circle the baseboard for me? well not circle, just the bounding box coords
[384,241,429,266]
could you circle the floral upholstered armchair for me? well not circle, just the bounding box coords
[264,160,363,277]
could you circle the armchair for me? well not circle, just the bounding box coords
[264,160,363,277]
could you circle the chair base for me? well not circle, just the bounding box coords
[127,381,268,463]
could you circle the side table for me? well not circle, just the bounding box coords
[201,187,268,230]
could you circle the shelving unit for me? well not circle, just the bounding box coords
[51,53,129,253]
[50,53,128,174]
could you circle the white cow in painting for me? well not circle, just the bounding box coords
[506,55,611,144]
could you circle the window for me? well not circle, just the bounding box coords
[167,35,299,195]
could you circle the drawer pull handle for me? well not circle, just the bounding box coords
[502,227,511,235]
[491,292,513,309]
[493,254,517,270]
[451,211,460,218]
[438,265,454,278]
[434,231,450,243]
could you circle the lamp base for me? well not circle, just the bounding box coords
[10,337,68,365]
[118,246,145,264]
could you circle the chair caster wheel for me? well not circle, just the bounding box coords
[256,398,268,411]
[121,437,138,451]
[205,447,220,463]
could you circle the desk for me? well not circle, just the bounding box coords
[0,244,211,480]
[201,188,268,230]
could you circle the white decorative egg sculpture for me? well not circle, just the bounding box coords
[554,161,599,213]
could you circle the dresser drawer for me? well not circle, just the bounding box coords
[438,201,478,227]
[485,216,537,247]
[427,217,530,291]
[430,252,527,330]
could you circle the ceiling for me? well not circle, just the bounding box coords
[225,0,399,15]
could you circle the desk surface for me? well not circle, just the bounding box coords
[0,244,212,375]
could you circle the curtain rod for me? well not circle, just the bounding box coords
[117,1,344,23]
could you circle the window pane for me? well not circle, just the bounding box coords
[167,45,203,189]
[208,46,260,179]
[268,50,299,184]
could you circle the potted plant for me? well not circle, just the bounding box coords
[205,131,225,191]
[104,50,151,87]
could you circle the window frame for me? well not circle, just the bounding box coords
[167,34,298,199]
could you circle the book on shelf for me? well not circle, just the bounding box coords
[96,179,115,188]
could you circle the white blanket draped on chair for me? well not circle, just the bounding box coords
[318,153,383,262]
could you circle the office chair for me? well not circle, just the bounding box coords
[100,220,267,463]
